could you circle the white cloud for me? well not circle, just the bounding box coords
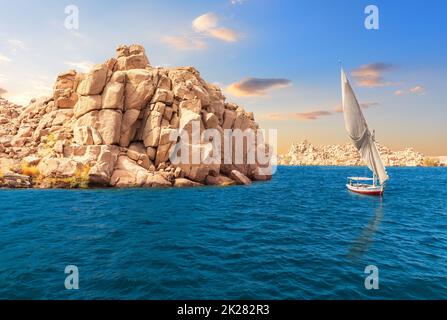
[0,54,11,63]
[161,35,207,51]
[231,0,246,4]
[65,60,94,72]
[409,85,426,95]
[162,12,240,50]
[193,13,219,32]
[192,13,239,42]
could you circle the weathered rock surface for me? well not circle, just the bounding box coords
[279,140,444,167]
[174,178,203,187]
[0,45,272,188]
[0,172,31,188]
[230,170,252,185]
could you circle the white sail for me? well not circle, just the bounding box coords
[341,69,389,185]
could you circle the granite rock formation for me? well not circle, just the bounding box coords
[0,45,272,188]
[279,140,442,167]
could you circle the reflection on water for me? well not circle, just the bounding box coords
[348,200,384,260]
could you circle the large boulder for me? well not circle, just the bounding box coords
[124,69,158,110]
[205,174,235,186]
[77,64,109,95]
[230,170,252,185]
[0,173,31,188]
[74,95,102,118]
[142,108,163,147]
[110,155,149,187]
[37,157,83,178]
[176,143,220,183]
[54,70,79,109]
[155,128,177,166]
[97,110,122,145]
[102,71,125,110]
[88,145,120,186]
[115,44,150,71]
[174,178,203,187]
[119,109,140,147]
[145,173,172,187]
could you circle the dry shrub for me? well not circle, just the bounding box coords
[21,163,40,177]
[423,157,439,167]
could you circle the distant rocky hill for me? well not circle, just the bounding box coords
[279,140,443,167]
[0,44,271,188]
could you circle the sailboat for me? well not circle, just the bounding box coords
[341,68,389,196]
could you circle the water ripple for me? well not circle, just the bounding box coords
[0,166,446,299]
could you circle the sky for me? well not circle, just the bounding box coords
[0,0,446,155]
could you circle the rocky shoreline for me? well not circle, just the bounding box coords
[279,140,444,167]
[0,45,272,189]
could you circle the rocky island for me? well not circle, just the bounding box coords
[279,140,444,167]
[0,45,272,188]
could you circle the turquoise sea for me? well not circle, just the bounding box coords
[0,166,446,299]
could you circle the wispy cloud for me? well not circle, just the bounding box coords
[334,101,379,113]
[264,102,378,121]
[65,60,94,72]
[192,13,239,42]
[161,35,207,51]
[409,85,426,95]
[261,110,332,121]
[7,39,28,52]
[351,63,398,87]
[69,31,87,39]
[227,77,292,97]
[260,113,285,120]
[230,0,246,4]
[0,54,11,63]
[206,28,239,42]
[394,85,426,96]
[292,110,332,120]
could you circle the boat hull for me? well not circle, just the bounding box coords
[346,184,384,196]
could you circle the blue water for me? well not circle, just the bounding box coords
[0,166,446,299]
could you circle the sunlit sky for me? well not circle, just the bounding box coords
[0,0,446,155]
